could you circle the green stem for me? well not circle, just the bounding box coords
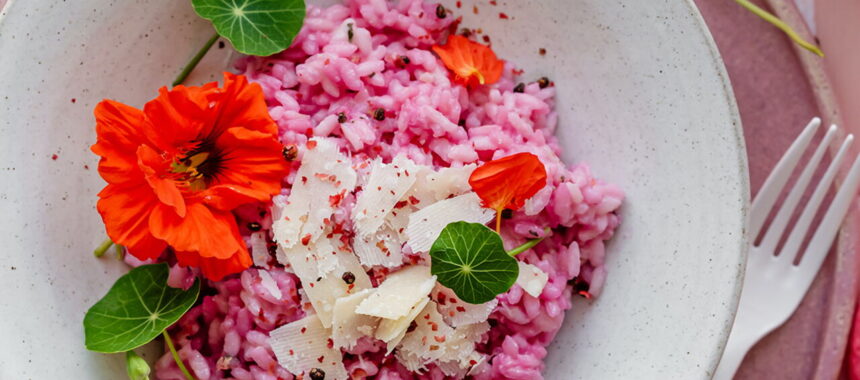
[115,244,125,260]
[172,32,220,87]
[162,330,196,380]
[93,238,114,258]
[507,238,543,256]
[734,0,823,57]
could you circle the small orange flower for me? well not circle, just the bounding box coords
[469,152,547,232]
[432,35,504,87]
[91,73,290,281]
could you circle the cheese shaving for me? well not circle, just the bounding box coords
[422,164,476,201]
[516,261,549,298]
[355,265,436,319]
[397,301,453,368]
[269,314,348,380]
[331,289,379,349]
[433,286,498,327]
[282,236,372,328]
[397,301,490,373]
[272,138,356,250]
[352,155,418,238]
[376,297,431,354]
[352,222,403,267]
[405,192,494,253]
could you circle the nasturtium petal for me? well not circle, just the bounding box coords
[84,264,200,353]
[429,221,519,304]
[469,152,547,212]
[432,35,504,87]
[191,0,306,56]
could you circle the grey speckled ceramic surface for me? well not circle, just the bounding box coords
[0,0,748,379]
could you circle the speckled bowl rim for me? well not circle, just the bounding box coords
[684,0,750,373]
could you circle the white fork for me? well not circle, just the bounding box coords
[713,117,860,379]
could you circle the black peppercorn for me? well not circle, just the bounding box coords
[282,144,298,161]
[373,108,386,121]
[501,209,513,219]
[309,368,326,380]
[247,222,262,231]
[342,271,356,285]
[337,112,347,123]
[398,55,411,66]
[347,23,354,42]
[537,77,550,89]
[436,4,447,18]
[513,83,525,93]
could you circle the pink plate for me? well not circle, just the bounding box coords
[694,0,860,378]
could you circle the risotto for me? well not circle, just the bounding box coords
[152,0,623,379]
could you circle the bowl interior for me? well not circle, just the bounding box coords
[0,0,747,378]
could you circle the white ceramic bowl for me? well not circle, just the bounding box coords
[0,0,748,378]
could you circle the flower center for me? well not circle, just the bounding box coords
[171,142,224,191]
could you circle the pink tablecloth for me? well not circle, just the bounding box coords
[696,0,856,379]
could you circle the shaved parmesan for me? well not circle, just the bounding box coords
[397,301,453,368]
[433,286,498,327]
[282,237,372,327]
[376,297,430,354]
[352,155,419,237]
[282,234,339,280]
[273,138,356,250]
[274,244,294,274]
[405,192,494,253]
[258,269,282,300]
[331,289,379,349]
[422,164,476,201]
[436,360,467,377]
[516,261,549,298]
[249,232,270,268]
[356,265,436,319]
[269,314,348,380]
[405,164,474,206]
[386,206,414,243]
[396,350,426,373]
[438,351,487,377]
[398,302,490,373]
[352,222,403,267]
[437,323,489,373]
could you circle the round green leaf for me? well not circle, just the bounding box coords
[429,222,519,304]
[191,0,307,56]
[84,264,200,353]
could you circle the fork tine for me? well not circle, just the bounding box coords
[798,150,860,275]
[750,117,821,239]
[757,125,838,253]
[780,134,853,261]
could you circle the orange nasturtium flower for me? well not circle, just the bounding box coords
[469,152,548,232]
[432,35,504,87]
[91,73,290,281]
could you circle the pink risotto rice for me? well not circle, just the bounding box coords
[154,0,623,378]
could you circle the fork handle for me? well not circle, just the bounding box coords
[712,298,775,380]
[712,325,758,380]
